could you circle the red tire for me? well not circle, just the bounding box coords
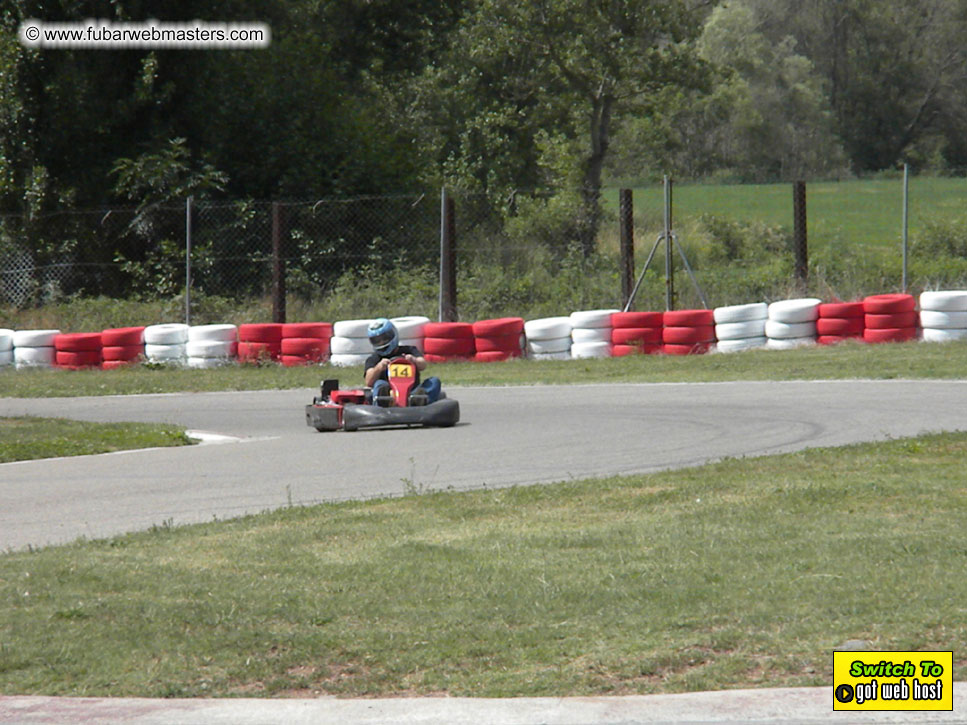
[423,336,475,356]
[818,334,862,345]
[237,341,281,360]
[55,350,101,367]
[101,326,145,346]
[663,309,714,327]
[611,311,663,328]
[474,350,516,362]
[102,359,136,370]
[281,322,332,339]
[818,302,864,318]
[280,337,330,358]
[863,327,918,343]
[613,343,661,356]
[280,355,314,367]
[102,344,143,361]
[662,342,711,355]
[425,353,470,364]
[816,317,865,336]
[864,311,918,329]
[474,333,523,353]
[423,322,474,339]
[54,332,102,352]
[472,317,524,336]
[612,327,662,345]
[238,323,283,343]
[662,325,715,345]
[863,293,915,314]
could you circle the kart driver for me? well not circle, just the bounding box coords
[364,318,442,406]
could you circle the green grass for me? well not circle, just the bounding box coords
[0,417,194,463]
[2,338,967,398]
[1,432,964,697]
[606,176,967,262]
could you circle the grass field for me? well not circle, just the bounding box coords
[604,176,967,261]
[0,417,193,463]
[0,432,964,697]
[2,338,967,398]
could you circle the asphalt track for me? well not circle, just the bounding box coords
[3,379,967,551]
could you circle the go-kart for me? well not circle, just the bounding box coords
[305,357,460,432]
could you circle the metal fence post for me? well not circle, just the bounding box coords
[793,181,808,288]
[664,175,674,311]
[902,163,909,292]
[271,201,286,324]
[439,188,457,322]
[619,188,634,308]
[185,196,193,326]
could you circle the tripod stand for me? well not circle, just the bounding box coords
[623,175,708,312]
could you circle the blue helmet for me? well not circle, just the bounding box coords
[367,318,399,356]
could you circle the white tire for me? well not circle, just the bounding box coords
[144,323,189,345]
[569,309,618,329]
[391,316,429,338]
[329,352,370,367]
[332,319,373,338]
[186,340,236,358]
[919,310,967,330]
[714,302,768,324]
[528,336,571,355]
[0,329,13,352]
[329,335,372,355]
[0,349,13,366]
[920,290,967,312]
[715,319,766,340]
[714,337,768,353]
[768,298,821,323]
[922,327,967,343]
[570,341,612,359]
[571,327,612,343]
[525,316,573,340]
[187,356,233,369]
[144,343,187,361]
[13,329,60,347]
[766,337,816,350]
[530,351,572,361]
[14,346,55,366]
[399,337,424,350]
[188,324,238,343]
[765,320,817,339]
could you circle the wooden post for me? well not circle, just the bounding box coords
[619,188,634,308]
[271,202,286,324]
[793,181,808,287]
[439,189,457,322]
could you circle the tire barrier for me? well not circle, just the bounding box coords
[423,321,475,362]
[713,302,767,353]
[610,311,662,356]
[391,316,429,351]
[862,293,918,343]
[472,317,524,362]
[816,301,864,345]
[570,309,616,359]
[142,323,189,365]
[54,332,102,369]
[328,319,374,361]
[525,316,572,360]
[0,328,13,367]
[188,324,239,368]
[280,322,332,367]
[920,291,967,343]
[662,309,714,355]
[766,298,819,350]
[12,329,60,369]
[236,323,283,362]
[100,326,144,368]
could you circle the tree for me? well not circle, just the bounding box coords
[409,0,710,255]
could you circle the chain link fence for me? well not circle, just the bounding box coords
[2,176,965,319]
